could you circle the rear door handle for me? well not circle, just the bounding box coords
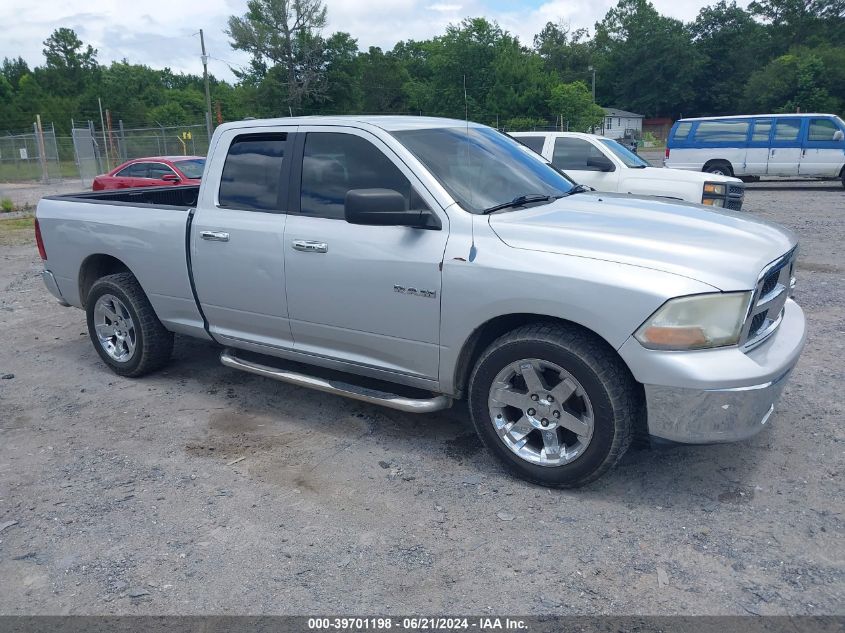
[292,239,328,253]
[200,230,229,242]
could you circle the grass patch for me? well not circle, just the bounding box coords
[0,215,35,246]
[1,197,13,213]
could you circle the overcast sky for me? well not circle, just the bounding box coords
[2,0,734,83]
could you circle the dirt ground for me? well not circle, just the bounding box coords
[0,182,842,616]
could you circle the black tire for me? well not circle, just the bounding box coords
[703,161,733,177]
[468,323,640,488]
[85,272,173,377]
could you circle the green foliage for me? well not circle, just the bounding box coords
[2,4,844,139]
[502,117,548,131]
[1,198,14,213]
[548,81,605,131]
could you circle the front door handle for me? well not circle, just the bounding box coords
[292,239,328,253]
[200,230,229,242]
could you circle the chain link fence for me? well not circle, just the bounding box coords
[0,120,212,186]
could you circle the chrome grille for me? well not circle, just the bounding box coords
[741,248,796,349]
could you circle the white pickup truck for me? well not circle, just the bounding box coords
[35,116,804,487]
[511,131,746,210]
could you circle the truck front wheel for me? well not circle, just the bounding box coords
[85,272,173,377]
[468,323,638,487]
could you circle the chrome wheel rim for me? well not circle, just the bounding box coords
[487,358,594,467]
[93,294,137,363]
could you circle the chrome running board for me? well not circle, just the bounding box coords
[220,348,452,414]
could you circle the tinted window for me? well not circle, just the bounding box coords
[773,119,801,142]
[300,132,427,220]
[148,163,176,179]
[516,136,545,154]
[751,119,772,142]
[117,163,148,178]
[173,159,205,179]
[552,138,607,171]
[218,133,287,212]
[392,127,574,214]
[693,120,750,143]
[672,122,692,140]
[808,118,838,141]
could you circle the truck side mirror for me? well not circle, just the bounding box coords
[345,189,439,230]
[587,156,615,172]
[834,130,844,141]
[161,174,181,183]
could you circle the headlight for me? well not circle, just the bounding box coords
[703,183,726,195]
[635,292,752,350]
[702,198,725,207]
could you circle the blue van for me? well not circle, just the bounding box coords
[665,113,845,186]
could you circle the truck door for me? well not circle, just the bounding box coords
[800,116,845,178]
[549,136,620,192]
[283,128,448,380]
[746,118,773,175]
[191,126,297,348]
[767,118,803,176]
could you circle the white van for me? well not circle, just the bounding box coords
[511,131,745,210]
[665,113,845,187]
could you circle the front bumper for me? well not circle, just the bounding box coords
[619,298,806,443]
[41,270,70,307]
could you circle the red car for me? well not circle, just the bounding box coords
[92,156,206,191]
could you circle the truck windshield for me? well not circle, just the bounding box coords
[599,139,650,168]
[391,126,574,214]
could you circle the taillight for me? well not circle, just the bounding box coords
[34,218,47,260]
[665,147,670,159]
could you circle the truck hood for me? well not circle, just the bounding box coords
[487,192,796,291]
[632,166,740,185]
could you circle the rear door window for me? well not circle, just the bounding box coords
[773,119,802,142]
[693,120,750,143]
[117,163,149,178]
[515,136,545,154]
[218,133,288,212]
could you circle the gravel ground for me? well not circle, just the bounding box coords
[0,184,843,616]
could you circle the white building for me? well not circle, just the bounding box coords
[601,108,644,140]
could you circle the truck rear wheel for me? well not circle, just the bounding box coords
[86,272,173,377]
[468,323,638,487]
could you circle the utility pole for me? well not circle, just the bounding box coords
[199,29,213,139]
[588,66,596,103]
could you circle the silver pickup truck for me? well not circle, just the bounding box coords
[35,116,806,487]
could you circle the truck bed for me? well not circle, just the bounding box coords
[36,185,208,340]
[45,185,200,209]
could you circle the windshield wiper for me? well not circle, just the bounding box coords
[482,194,556,215]
[560,184,593,196]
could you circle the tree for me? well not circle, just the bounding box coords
[689,1,769,115]
[743,48,842,112]
[548,81,605,131]
[593,0,701,118]
[533,22,593,84]
[40,28,98,97]
[227,0,328,109]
